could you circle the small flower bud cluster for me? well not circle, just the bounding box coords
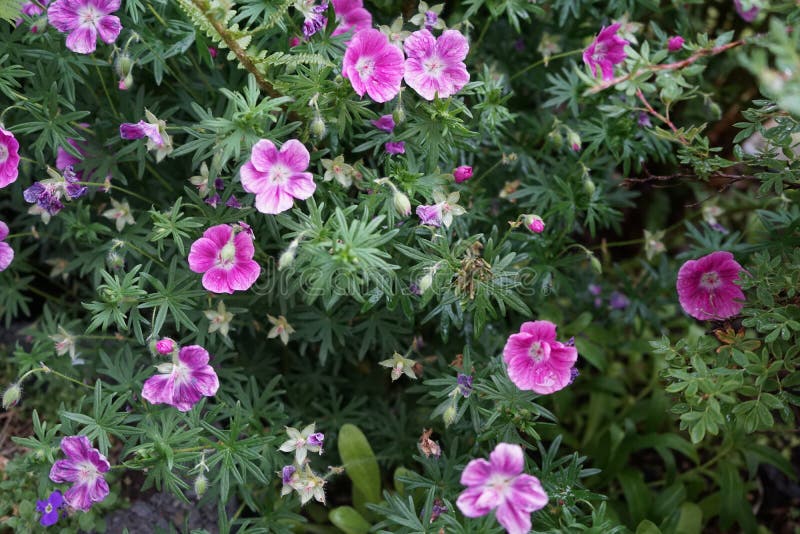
[278,423,327,505]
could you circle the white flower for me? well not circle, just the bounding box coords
[205,301,234,337]
[379,352,418,381]
[268,314,295,345]
[102,198,135,232]
[279,423,324,464]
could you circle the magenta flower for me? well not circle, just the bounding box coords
[371,114,396,133]
[240,139,316,214]
[385,141,405,155]
[456,443,548,534]
[582,23,629,80]
[0,127,20,189]
[342,29,405,103]
[667,36,685,51]
[155,338,175,355]
[47,0,121,54]
[120,121,161,144]
[37,490,64,527]
[1,225,16,269]
[502,320,578,395]
[331,0,372,37]
[453,165,473,183]
[142,345,219,412]
[676,251,745,320]
[524,214,545,234]
[404,29,470,101]
[734,0,759,22]
[289,36,301,47]
[188,224,261,294]
[49,436,110,512]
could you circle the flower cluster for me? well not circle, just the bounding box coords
[23,166,87,217]
[279,424,327,505]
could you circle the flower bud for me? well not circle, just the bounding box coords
[583,177,596,195]
[667,35,685,51]
[155,338,176,355]
[310,115,326,138]
[523,214,545,234]
[392,103,406,125]
[589,254,602,274]
[194,473,208,498]
[418,272,433,294]
[118,74,134,91]
[443,404,458,427]
[453,165,473,184]
[567,130,581,152]
[2,382,21,409]
[106,251,125,271]
[278,238,301,271]
[115,54,134,79]
[393,190,411,216]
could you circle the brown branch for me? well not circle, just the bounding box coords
[636,89,688,145]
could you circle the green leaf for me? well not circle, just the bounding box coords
[338,424,381,505]
[635,520,661,534]
[329,506,371,534]
[618,470,653,525]
[675,502,703,534]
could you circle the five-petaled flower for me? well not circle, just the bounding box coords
[331,0,371,37]
[502,320,578,395]
[0,221,14,272]
[416,190,466,228]
[119,110,173,162]
[240,139,316,214]
[188,223,261,294]
[205,301,234,337]
[37,490,64,527]
[142,344,220,412]
[268,314,295,345]
[582,23,629,80]
[342,28,405,103]
[279,423,325,464]
[102,198,135,232]
[456,442,548,534]
[47,0,122,54]
[676,251,745,320]
[404,29,470,101]
[49,435,110,511]
[379,352,418,381]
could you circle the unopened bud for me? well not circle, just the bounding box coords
[155,338,176,355]
[2,382,21,409]
[115,55,134,79]
[106,251,125,270]
[567,130,581,152]
[589,254,602,274]
[194,473,208,498]
[418,272,433,294]
[118,74,134,91]
[278,238,301,271]
[310,115,326,138]
[523,214,545,234]
[393,190,411,216]
[584,177,596,196]
[443,404,457,426]
[453,165,473,184]
[392,104,406,125]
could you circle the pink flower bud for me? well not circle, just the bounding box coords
[667,36,684,52]
[453,165,473,184]
[208,46,218,58]
[155,338,176,355]
[524,214,545,234]
[289,36,301,48]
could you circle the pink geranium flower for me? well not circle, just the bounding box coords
[667,36,685,52]
[188,224,261,294]
[240,139,316,214]
[0,221,14,272]
[502,320,578,395]
[676,251,745,320]
[404,29,470,101]
[342,29,405,103]
[582,23,629,80]
[0,127,20,188]
[331,0,372,37]
[456,443,548,534]
[47,0,122,55]
[142,344,220,412]
[49,436,110,511]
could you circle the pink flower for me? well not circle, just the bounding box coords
[456,443,548,534]
[453,165,472,183]
[0,221,14,272]
[155,338,175,355]
[188,224,261,294]
[734,0,759,22]
[0,127,20,188]
[342,29,405,103]
[676,251,745,320]
[17,0,50,32]
[667,36,685,51]
[289,36,302,47]
[416,204,443,227]
[582,23,629,80]
[523,214,544,234]
[384,141,405,154]
[56,135,88,179]
[142,345,220,412]
[49,436,110,511]
[331,0,372,37]
[240,139,316,214]
[502,321,578,395]
[371,114,396,133]
[208,46,218,58]
[119,121,163,146]
[404,29,470,101]
[47,0,122,55]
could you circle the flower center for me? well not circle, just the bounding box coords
[486,473,512,494]
[700,271,721,289]
[270,164,290,185]
[172,361,192,384]
[355,57,375,78]
[78,461,99,483]
[78,5,101,26]
[45,503,53,513]
[0,144,8,163]
[216,241,237,269]
[529,341,550,363]
[423,56,444,75]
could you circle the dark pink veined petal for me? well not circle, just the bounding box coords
[96,14,121,44]
[549,344,578,369]
[460,457,492,486]
[279,140,310,172]
[142,373,175,406]
[65,24,98,54]
[47,0,80,32]
[403,29,436,60]
[441,64,469,96]
[250,139,280,173]
[202,267,233,294]
[254,186,294,214]
[228,260,260,291]
[240,161,269,195]
[502,332,534,364]
[495,500,532,534]
[456,486,494,518]
[509,473,549,512]
[179,345,210,368]
[233,231,255,261]
[85,474,110,505]
[60,435,93,460]
[202,224,233,248]
[191,365,220,396]
[172,379,204,411]
[284,173,316,200]
[187,237,219,273]
[436,29,469,62]
[90,0,120,13]
[519,321,557,343]
[64,482,95,511]
[489,443,524,477]
[49,459,81,483]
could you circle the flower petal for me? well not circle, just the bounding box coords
[489,443,524,477]
[460,457,492,486]
[65,24,98,54]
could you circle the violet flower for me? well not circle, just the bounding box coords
[36,490,64,527]
[49,436,110,511]
[141,344,220,411]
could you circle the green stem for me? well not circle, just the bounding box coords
[93,62,119,118]
[510,49,584,82]
[19,366,94,390]
[79,181,154,205]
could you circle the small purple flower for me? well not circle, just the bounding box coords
[457,373,473,398]
[734,0,759,22]
[282,465,296,485]
[120,121,163,145]
[565,336,575,347]
[63,167,87,199]
[416,204,443,227]
[204,193,221,207]
[588,284,602,296]
[609,291,630,310]
[225,196,242,209]
[568,367,580,385]
[371,114,396,133]
[667,36,684,51]
[385,141,405,155]
[36,490,64,527]
[710,222,729,234]
[302,1,328,38]
[23,166,86,216]
[424,10,437,31]
[49,436,110,511]
[409,282,422,295]
[637,112,652,127]
[430,498,447,522]
[214,178,225,190]
[307,432,325,448]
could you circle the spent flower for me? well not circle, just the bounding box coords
[279,423,324,464]
[102,198,135,232]
[205,301,234,337]
[119,110,173,162]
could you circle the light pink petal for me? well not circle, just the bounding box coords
[65,25,98,54]
[64,482,94,511]
[49,459,80,483]
[96,14,120,43]
[202,267,233,294]
[233,231,255,261]
[228,260,260,291]
[460,458,492,486]
[519,321,557,343]
[142,373,175,406]
[0,221,8,240]
[250,139,280,172]
[179,345,210,368]
[404,29,436,59]
[284,174,316,200]
[202,224,233,248]
[489,443,524,477]
[279,140,310,172]
[530,365,571,395]
[436,30,469,62]
[191,365,219,396]
[60,435,92,460]
[85,475,110,505]
[549,344,578,369]
[495,501,532,534]
[441,64,470,96]
[509,474,549,512]
[240,161,269,194]
[187,237,219,273]
[254,187,294,214]
[47,0,79,32]
[456,487,494,518]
